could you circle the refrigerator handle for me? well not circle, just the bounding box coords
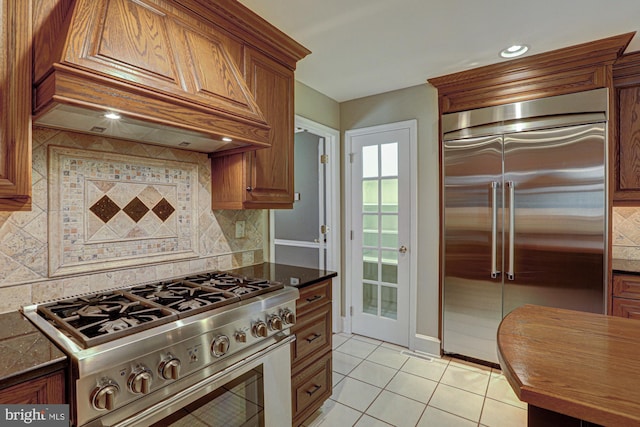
[490,182,500,278]
[507,181,515,281]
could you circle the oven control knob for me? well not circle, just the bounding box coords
[91,380,119,411]
[159,357,181,381]
[128,367,153,394]
[281,309,296,325]
[211,335,230,357]
[235,330,247,343]
[252,320,268,337]
[268,314,283,331]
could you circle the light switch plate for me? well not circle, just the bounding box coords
[235,221,245,238]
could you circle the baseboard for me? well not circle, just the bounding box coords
[410,333,441,358]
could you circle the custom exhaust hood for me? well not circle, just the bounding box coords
[32,0,297,153]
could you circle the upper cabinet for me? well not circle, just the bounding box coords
[211,47,295,209]
[0,0,32,211]
[32,0,309,154]
[613,52,640,203]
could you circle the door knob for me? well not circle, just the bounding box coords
[399,245,407,253]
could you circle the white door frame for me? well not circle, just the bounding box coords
[344,120,418,349]
[269,115,341,333]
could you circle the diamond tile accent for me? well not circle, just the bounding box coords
[90,195,120,223]
[123,197,150,223]
[49,145,199,277]
[152,198,175,222]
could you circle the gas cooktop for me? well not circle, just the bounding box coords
[33,270,283,348]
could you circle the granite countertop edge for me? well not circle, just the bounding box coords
[0,311,68,390]
[612,258,640,274]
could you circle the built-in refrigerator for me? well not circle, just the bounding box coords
[442,89,608,364]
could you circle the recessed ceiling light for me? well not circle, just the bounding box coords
[104,112,121,120]
[499,45,529,59]
[222,137,233,142]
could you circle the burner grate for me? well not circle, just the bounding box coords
[184,272,283,300]
[37,291,178,348]
[129,281,240,317]
[33,270,284,348]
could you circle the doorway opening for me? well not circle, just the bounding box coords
[270,115,341,332]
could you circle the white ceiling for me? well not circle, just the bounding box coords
[238,0,640,103]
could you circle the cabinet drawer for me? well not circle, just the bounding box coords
[296,280,332,316]
[291,304,332,366]
[613,274,640,299]
[292,350,332,426]
[612,297,640,320]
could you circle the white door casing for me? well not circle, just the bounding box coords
[270,115,341,332]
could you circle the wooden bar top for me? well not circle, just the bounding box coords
[497,304,640,427]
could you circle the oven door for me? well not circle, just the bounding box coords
[93,333,294,427]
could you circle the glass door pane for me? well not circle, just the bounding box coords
[360,142,399,320]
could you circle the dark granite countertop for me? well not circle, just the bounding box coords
[612,258,640,274]
[226,262,337,288]
[0,311,66,389]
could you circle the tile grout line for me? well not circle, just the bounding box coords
[329,334,526,427]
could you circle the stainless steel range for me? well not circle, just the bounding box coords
[22,271,299,427]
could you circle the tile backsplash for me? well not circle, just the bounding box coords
[613,206,640,260]
[0,127,266,313]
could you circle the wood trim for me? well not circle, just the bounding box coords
[428,32,633,114]
[179,0,311,68]
[613,50,640,86]
[35,68,272,148]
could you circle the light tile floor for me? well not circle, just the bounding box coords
[302,333,527,427]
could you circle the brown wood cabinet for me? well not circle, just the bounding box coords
[291,280,332,426]
[31,0,309,209]
[0,370,65,404]
[210,47,296,209]
[32,0,280,151]
[613,52,640,203]
[428,33,632,114]
[0,0,32,211]
[612,272,640,319]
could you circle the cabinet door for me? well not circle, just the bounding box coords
[0,371,65,404]
[613,51,640,203]
[243,47,295,208]
[614,86,640,201]
[0,0,31,210]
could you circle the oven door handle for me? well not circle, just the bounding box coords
[112,333,296,427]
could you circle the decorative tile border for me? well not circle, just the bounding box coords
[48,146,199,276]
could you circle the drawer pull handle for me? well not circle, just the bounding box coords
[306,295,322,303]
[305,333,321,343]
[306,384,321,396]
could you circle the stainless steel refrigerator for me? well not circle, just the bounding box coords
[442,89,608,364]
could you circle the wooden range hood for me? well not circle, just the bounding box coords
[32,0,309,153]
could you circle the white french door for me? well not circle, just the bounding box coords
[347,121,413,346]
